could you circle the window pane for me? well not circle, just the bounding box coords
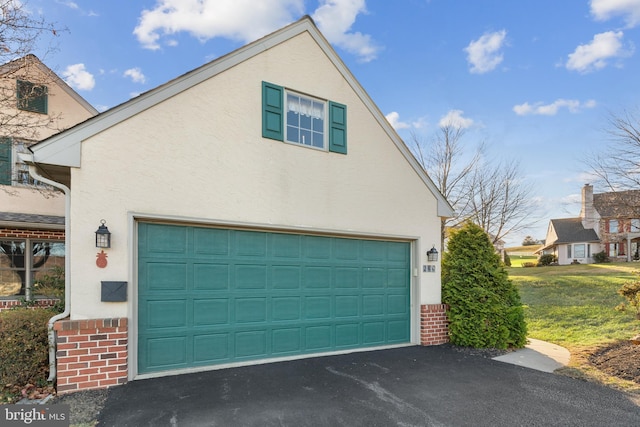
[0,240,26,296]
[32,242,65,297]
[574,244,585,258]
[285,91,325,149]
[610,220,618,233]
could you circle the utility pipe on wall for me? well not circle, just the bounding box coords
[21,155,71,383]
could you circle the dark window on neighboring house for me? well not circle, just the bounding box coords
[17,80,48,114]
[609,219,618,234]
[567,245,571,259]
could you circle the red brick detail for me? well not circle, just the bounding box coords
[420,304,449,346]
[53,317,128,394]
[0,299,60,312]
[0,228,64,240]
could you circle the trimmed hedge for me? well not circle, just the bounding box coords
[0,307,53,387]
[442,222,527,349]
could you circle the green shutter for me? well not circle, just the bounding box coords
[329,101,347,154]
[0,137,12,185]
[17,80,48,114]
[262,81,284,141]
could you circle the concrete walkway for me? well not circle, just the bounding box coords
[493,338,571,373]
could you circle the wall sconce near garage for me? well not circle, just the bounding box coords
[95,219,111,248]
[426,245,439,262]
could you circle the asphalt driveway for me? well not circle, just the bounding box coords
[97,345,640,426]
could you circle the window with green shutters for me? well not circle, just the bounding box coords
[0,137,12,185]
[262,81,347,154]
[17,80,48,114]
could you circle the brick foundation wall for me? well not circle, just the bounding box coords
[54,318,128,394]
[420,304,449,345]
[0,299,59,312]
[0,228,65,239]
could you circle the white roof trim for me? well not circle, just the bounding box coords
[30,16,453,218]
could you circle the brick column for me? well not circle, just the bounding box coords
[54,318,128,394]
[420,304,449,345]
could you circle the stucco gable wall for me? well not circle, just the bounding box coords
[67,31,441,319]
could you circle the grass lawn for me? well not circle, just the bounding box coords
[508,262,640,391]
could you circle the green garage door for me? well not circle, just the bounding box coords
[137,223,411,375]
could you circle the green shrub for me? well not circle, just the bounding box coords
[504,253,511,267]
[593,250,609,263]
[537,254,557,266]
[617,273,640,320]
[0,308,53,388]
[522,262,536,268]
[442,222,527,349]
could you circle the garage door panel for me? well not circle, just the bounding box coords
[235,330,267,358]
[144,336,188,369]
[144,262,188,291]
[235,264,267,289]
[304,296,331,319]
[335,323,359,347]
[235,231,267,257]
[303,266,331,288]
[272,265,301,289]
[193,299,229,326]
[306,326,332,350]
[272,297,301,321]
[194,264,229,291]
[193,333,230,362]
[143,299,188,329]
[335,295,359,317]
[194,228,230,256]
[138,223,410,375]
[272,328,302,354]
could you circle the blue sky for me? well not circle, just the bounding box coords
[28,0,640,245]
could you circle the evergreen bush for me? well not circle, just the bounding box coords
[0,308,53,387]
[442,222,527,349]
[537,254,557,266]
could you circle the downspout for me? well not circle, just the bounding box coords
[23,159,71,383]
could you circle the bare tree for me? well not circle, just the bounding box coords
[411,125,483,250]
[463,159,534,245]
[0,0,65,141]
[412,125,535,248]
[586,109,640,191]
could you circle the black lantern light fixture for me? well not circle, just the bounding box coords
[95,219,111,248]
[427,245,438,262]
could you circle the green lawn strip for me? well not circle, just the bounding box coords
[508,264,639,350]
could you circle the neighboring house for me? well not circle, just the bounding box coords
[24,17,453,394]
[0,55,98,306]
[539,184,640,264]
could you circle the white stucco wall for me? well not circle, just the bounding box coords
[66,32,443,334]
[0,186,64,216]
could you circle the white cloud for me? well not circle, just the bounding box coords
[513,99,597,116]
[439,110,474,129]
[134,0,304,50]
[56,1,79,10]
[385,111,410,130]
[133,0,379,62]
[124,67,146,84]
[312,0,380,62]
[62,63,95,91]
[464,30,507,74]
[591,0,640,27]
[566,31,630,73]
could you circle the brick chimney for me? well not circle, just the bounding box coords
[580,184,597,231]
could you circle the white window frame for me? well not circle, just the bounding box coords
[574,244,586,258]
[609,219,618,233]
[284,90,327,151]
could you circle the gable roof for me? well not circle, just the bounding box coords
[0,54,98,116]
[593,189,640,218]
[25,16,453,218]
[550,218,599,244]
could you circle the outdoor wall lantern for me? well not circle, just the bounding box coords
[95,219,111,248]
[427,245,439,262]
